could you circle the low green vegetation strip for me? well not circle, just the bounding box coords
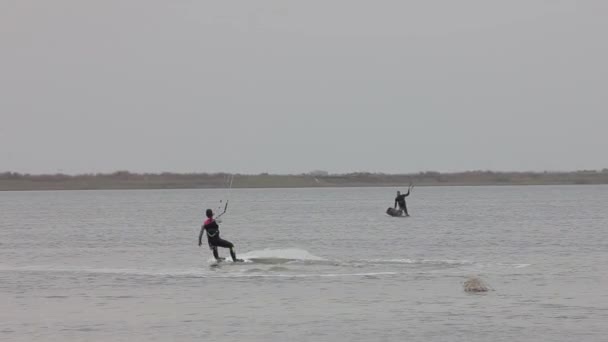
[1,170,608,191]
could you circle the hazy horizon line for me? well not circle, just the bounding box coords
[3,168,608,177]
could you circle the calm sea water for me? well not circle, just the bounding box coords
[1,186,607,341]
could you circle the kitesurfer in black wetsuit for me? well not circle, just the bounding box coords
[394,187,412,216]
[198,209,242,262]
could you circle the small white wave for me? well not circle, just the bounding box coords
[239,248,324,261]
[493,263,532,269]
[0,265,397,279]
[365,259,416,264]
[209,271,398,278]
[362,258,474,266]
[422,259,474,265]
[0,265,206,277]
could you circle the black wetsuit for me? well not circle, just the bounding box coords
[200,218,237,261]
[394,190,410,216]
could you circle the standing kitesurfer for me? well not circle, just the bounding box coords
[198,209,242,262]
[394,185,413,216]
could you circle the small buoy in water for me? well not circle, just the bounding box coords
[463,276,491,292]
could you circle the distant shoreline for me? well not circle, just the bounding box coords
[1,170,608,191]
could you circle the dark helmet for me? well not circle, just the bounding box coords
[205,209,213,218]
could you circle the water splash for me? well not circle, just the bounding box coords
[239,248,324,261]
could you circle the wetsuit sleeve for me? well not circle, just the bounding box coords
[404,189,410,197]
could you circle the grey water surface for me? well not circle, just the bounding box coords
[1,186,607,341]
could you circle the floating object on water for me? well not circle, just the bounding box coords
[463,276,491,292]
[386,207,406,217]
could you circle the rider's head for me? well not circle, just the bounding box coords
[206,209,213,218]
[397,191,401,196]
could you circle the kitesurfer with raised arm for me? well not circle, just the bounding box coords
[394,185,413,217]
[198,209,242,262]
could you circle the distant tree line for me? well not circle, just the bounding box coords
[1,169,608,191]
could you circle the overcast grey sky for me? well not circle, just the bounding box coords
[1,1,606,174]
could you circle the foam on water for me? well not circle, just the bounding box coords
[239,248,324,261]
[0,264,401,279]
[360,258,475,266]
[207,271,399,278]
